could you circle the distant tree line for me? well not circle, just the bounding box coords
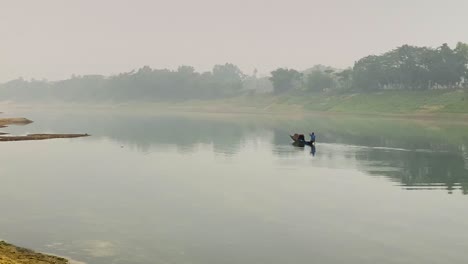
[0,64,267,102]
[270,42,468,93]
[1,42,467,102]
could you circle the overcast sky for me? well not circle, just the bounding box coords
[1,0,467,82]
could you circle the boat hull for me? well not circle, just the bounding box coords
[290,135,314,147]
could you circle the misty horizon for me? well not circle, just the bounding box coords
[2,1,468,264]
[1,0,468,82]
[1,41,466,84]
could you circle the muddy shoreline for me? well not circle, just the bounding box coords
[0,133,89,141]
[0,117,32,128]
[0,241,68,264]
[0,116,89,141]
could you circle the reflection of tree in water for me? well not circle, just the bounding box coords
[357,148,468,195]
[107,117,468,194]
[33,111,468,194]
[461,144,468,170]
[36,112,266,154]
[272,127,468,195]
[106,117,267,154]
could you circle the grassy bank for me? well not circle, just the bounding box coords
[163,89,468,116]
[2,90,468,118]
[0,241,68,264]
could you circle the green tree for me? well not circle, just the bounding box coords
[305,70,335,92]
[427,43,461,88]
[269,68,302,93]
[335,68,353,91]
[350,43,468,91]
[352,55,386,91]
[212,63,245,95]
[454,42,468,88]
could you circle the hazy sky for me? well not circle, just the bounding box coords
[1,0,468,82]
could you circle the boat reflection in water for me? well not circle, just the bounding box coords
[310,144,316,156]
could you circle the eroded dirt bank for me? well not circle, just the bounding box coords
[0,241,68,264]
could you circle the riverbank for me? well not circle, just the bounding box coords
[0,115,89,141]
[0,117,32,128]
[171,89,468,115]
[127,90,468,122]
[0,241,68,264]
[0,133,90,142]
[1,89,468,121]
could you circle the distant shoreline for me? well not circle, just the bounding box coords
[3,104,468,122]
[2,89,468,124]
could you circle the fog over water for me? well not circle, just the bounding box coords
[1,110,468,264]
[2,1,468,263]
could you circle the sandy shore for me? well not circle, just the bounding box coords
[0,117,32,128]
[0,116,89,141]
[0,241,68,264]
[0,134,89,141]
[0,133,90,141]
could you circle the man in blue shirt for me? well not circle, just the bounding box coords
[310,132,316,143]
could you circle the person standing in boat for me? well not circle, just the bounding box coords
[309,132,316,143]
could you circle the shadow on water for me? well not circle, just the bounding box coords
[291,141,316,156]
[311,144,316,156]
[9,109,468,195]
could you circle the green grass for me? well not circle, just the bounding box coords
[104,89,468,118]
[212,89,468,114]
[297,90,468,113]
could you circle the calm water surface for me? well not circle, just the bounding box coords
[1,109,468,264]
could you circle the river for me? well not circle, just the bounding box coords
[1,109,468,264]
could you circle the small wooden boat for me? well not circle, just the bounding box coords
[290,134,314,147]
